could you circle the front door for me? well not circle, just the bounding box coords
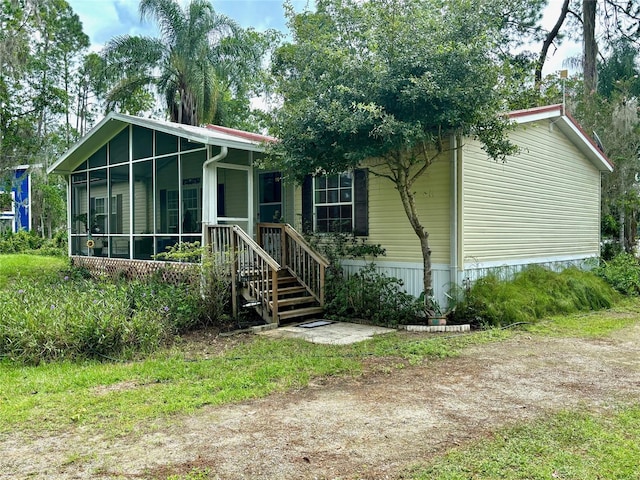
[258,171,282,223]
[216,165,252,234]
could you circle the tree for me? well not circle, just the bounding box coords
[269,0,518,305]
[103,0,271,127]
[534,0,640,93]
[574,39,640,252]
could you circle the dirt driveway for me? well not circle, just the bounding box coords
[2,324,640,480]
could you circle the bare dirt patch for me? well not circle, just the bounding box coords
[2,325,640,480]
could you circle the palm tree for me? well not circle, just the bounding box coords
[102,0,262,126]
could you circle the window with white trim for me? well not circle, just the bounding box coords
[314,172,353,233]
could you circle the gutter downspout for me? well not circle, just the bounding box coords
[450,135,458,295]
[202,146,228,234]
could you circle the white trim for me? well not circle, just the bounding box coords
[49,112,268,175]
[510,108,561,124]
[463,253,597,270]
[340,259,449,270]
[449,135,458,288]
[27,171,32,231]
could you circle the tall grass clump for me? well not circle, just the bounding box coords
[0,270,212,364]
[594,252,640,295]
[450,266,617,327]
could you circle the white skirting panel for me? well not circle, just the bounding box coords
[339,254,597,312]
[339,260,453,309]
[461,254,597,285]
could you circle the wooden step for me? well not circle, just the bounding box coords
[270,295,316,308]
[278,306,324,321]
[268,285,307,295]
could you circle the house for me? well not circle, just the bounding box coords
[49,104,612,322]
[0,165,34,233]
[302,104,613,307]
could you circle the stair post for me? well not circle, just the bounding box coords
[271,267,279,324]
[230,229,238,318]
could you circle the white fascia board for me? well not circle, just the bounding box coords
[557,116,614,172]
[510,108,561,124]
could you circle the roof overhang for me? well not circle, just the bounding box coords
[508,104,614,173]
[48,112,272,175]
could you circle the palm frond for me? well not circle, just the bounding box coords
[139,0,184,47]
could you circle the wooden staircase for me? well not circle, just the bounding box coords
[206,223,329,325]
[244,268,324,322]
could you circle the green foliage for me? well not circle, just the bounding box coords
[524,298,640,338]
[0,230,44,253]
[269,0,519,182]
[303,230,385,263]
[594,253,640,295]
[0,229,66,256]
[325,263,422,327]
[167,469,212,480]
[0,254,67,289]
[0,191,11,210]
[153,241,231,325]
[409,405,640,479]
[300,232,415,326]
[102,0,275,128]
[0,271,207,364]
[450,266,617,327]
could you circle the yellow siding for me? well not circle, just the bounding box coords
[461,119,601,263]
[289,157,452,264]
[367,158,451,264]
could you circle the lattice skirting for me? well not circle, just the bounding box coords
[71,256,197,285]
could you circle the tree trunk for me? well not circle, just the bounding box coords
[583,0,598,94]
[619,208,625,248]
[395,167,433,306]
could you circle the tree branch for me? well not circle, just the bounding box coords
[535,0,570,88]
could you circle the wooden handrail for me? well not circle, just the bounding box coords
[283,224,330,267]
[257,223,329,306]
[205,224,281,321]
[258,223,330,267]
[231,225,281,270]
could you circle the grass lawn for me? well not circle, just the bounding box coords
[0,253,67,289]
[407,404,640,480]
[0,329,511,436]
[2,253,640,479]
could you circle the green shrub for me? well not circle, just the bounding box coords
[153,241,231,325]
[450,266,617,327]
[325,263,421,327]
[0,271,215,364]
[0,230,44,253]
[594,253,640,295]
[0,230,66,256]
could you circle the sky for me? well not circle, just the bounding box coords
[67,0,310,48]
[66,0,582,78]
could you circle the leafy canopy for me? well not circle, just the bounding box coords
[103,0,273,127]
[269,0,518,181]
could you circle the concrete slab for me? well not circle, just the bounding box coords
[258,320,395,345]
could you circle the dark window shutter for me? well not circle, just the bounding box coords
[301,174,313,233]
[353,168,368,236]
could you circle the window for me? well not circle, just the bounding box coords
[314,173,353,233]
[302,169,368,236]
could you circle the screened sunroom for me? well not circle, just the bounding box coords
[49,112,275,260]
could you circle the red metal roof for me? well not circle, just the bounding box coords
[205,124,276,143]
